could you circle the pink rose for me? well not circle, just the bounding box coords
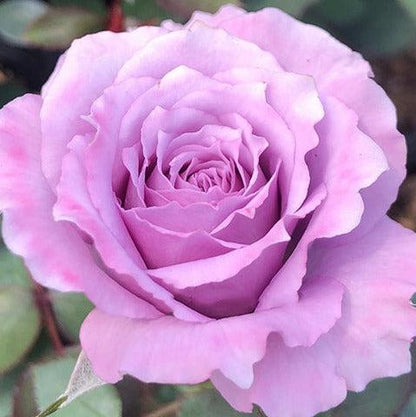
[1,5,415,417]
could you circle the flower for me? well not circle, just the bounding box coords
[1,5,415,417]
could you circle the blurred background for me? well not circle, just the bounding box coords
[0,1,415,416]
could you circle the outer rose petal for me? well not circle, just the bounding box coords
[212,335,347,417]
[324,79,407,240]
[203,6,405,229]
[0,95,81,291]
[0,95,162,319]
[258,97,388,309]
[310,217,416,390]
[190,6,370,87]
[210,221,416,417]
[115,25,280,84]
[40,27,165,186]
[80,277,343,389]
[162,4,245,31]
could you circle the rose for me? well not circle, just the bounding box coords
[1,4,415,417]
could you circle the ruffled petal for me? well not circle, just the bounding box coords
[266,72,323,214]
[40,27,165,186]
[54,136,207,322]
[205,7,370,87]
[162,4,245,31]
[80,277,343,388]
[0,95,163,320]
[115,25,279,83]
[258,97,388,309]
[212,335,346,417]
[310,217,416,391]
[0,95,81,291]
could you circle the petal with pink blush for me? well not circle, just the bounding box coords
[212,170,279,244]
[0,95,162,320]
[258,97,388,310]
[40,27,165,186]
[212,335,347,417]
[212,7,370,87]
[115,26,279,83]
[162,4,246,31]
[54,138,207,322]
[80,277,343,387]
[309,217,416,391]
[266,72,323,214]
[122,210,242,269]
[174,83,295,200]
[323,77,407,240]
[0,95,81,291]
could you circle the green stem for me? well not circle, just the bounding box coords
[36,395,68,417]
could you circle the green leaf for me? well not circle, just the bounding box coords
[0,367,21,417]
[0,331,53,417]
[305,0,416,57]
[157,0,242,19]
[0,82,28,109]
[244,0,318,16]
[399,0,416,22]
[50,292,93,343]
[24,7,105,49]
[0,0,48,45]
[179,388,256,417]
[319,374,415,417]
[0,285,41,374]
[49,0,105,14]
[400,393,416,417]
[310,0,366,25]
[122,0,169,20]
[14,349,121,417]
[0,248,31,287]
[348,0,416,56]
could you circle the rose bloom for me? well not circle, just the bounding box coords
[1,4,415,417]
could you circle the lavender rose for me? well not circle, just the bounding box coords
[1,5,415,417]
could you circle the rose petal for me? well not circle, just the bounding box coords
[122,210,242,268]
[258,97,388,309]
[211,335,346,417]
[310,216,416,390]
[80,277,343,388]
[40,27,165,186]
[115,25,279,83]
[206,7,370,87]
[266,72,324,214]
[174,82,295,205]
[0,95,162,320]
[148,218,290,317]
[54,136,207,322]
[162,4,245,31]
[0,95,80,291]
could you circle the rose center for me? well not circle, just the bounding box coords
[177,156,242,194]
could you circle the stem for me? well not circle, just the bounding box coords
[106,0,124,32]
[142,400,182,417]
[35,395,68,417]
[33,282,64,356]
